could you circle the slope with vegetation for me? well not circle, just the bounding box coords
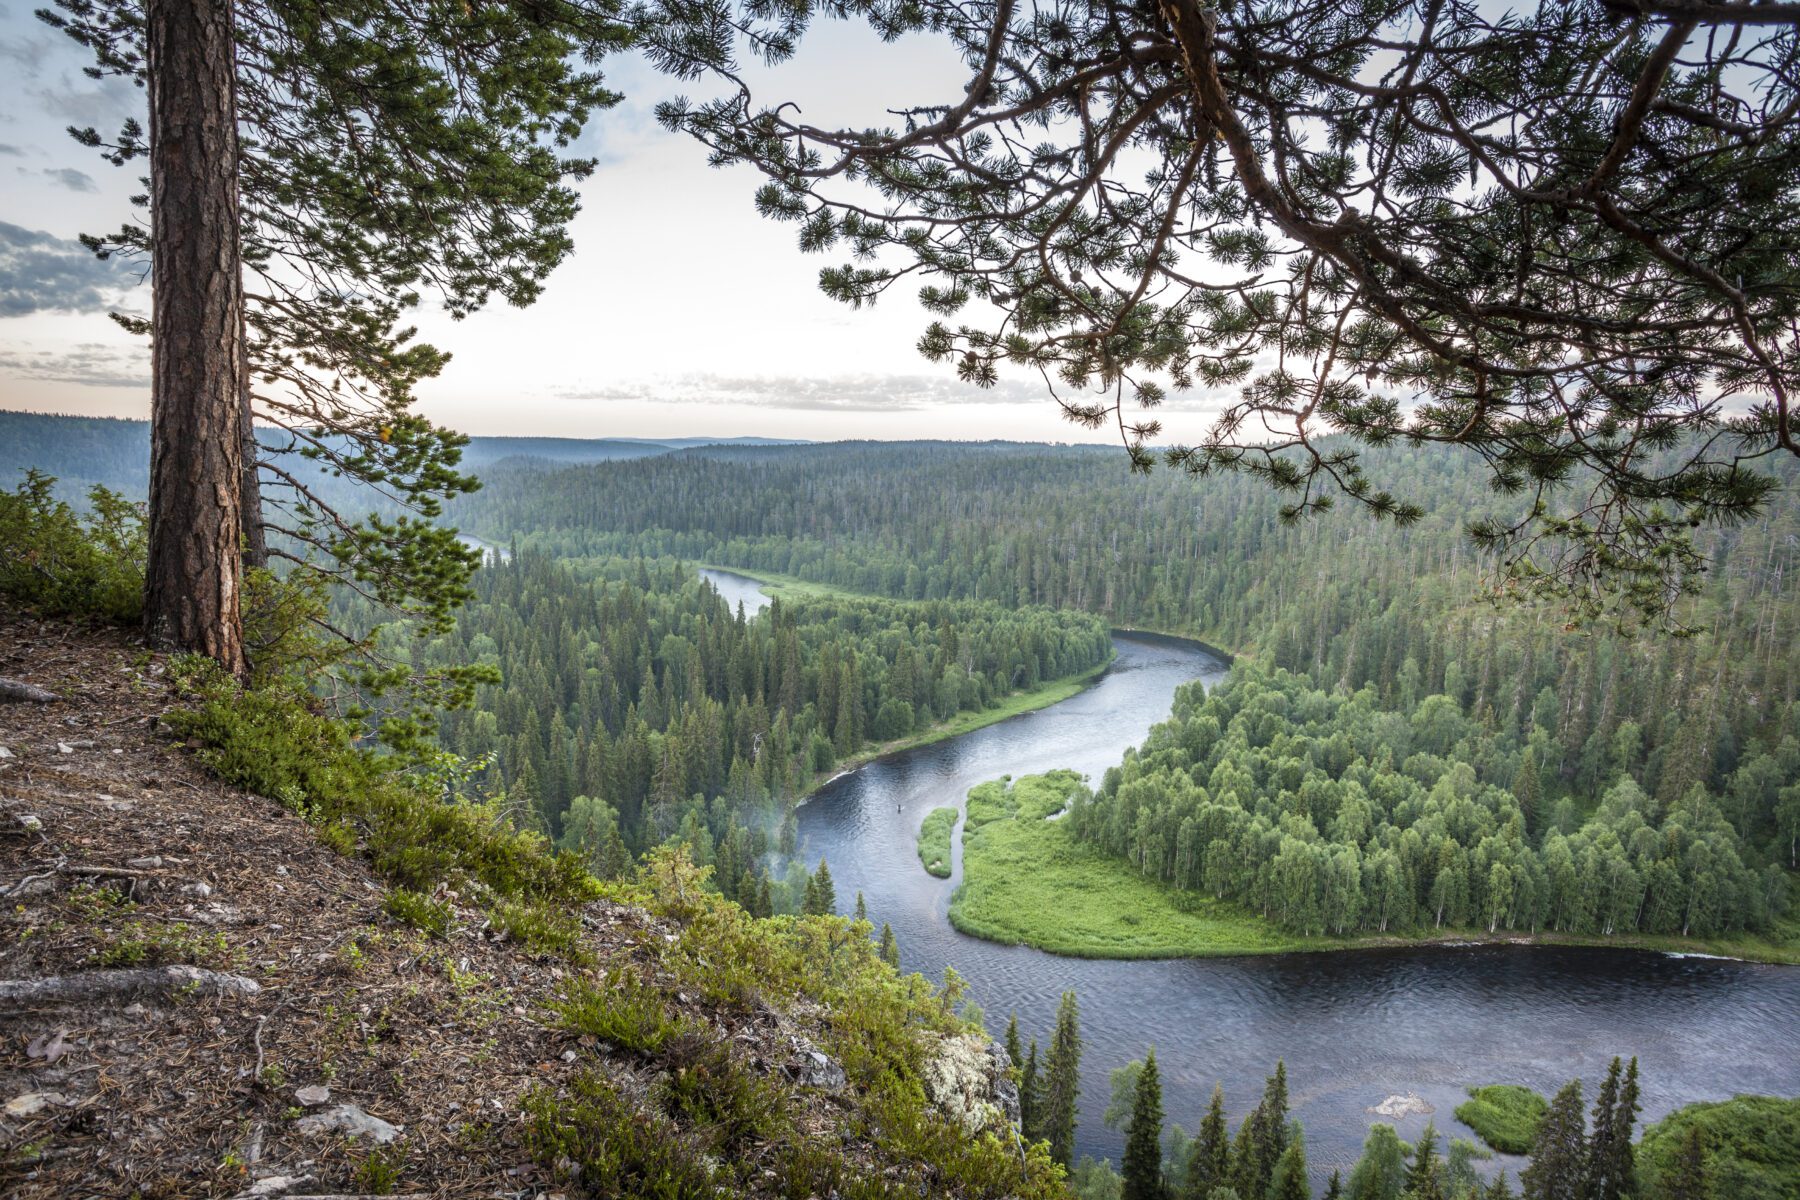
[0,493,1057,1198]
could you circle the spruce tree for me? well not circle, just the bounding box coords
[1236,1062,1290,1199]
[1585,1058,1622,1200]
[1185,1084,1230,1200]
[1606,1058,1642,1200]
[1229,1112,1261,1200]
[1323,1169,1343,1200]
[1346,1124,1407,1200]
[1021,1039,1043,1142]
[755,877,774,919]
[1044,991,1083,1168]
[1487,1175,1518,1200]
[854,891,868,923]
[877,922,899,967]
[1005,1013,1024,1072]
[1522,1080,1587,1200]
[1122,1048,1167,1200]
[813,857,837,914]
[1406,1122,1444,1200]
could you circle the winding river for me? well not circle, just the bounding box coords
[701,569,1800,1176]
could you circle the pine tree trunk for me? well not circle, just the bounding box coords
[144,0,247,676]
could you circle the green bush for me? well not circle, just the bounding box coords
[164,660,599,957]
[1454,1084,1549,1155]
[0,470,144,622]
[384,888,452,939]
[1638,1096,1800,1200]
[552,972,685,1055]
[524,1071,718,1199]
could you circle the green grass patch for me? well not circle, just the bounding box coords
[950,771,1322,958]
[1638,1096,1800,1200]
[696,563,877,603]
[917,807,958,878]
[1454,1085,1548,1154]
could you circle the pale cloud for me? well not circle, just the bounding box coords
[0,341,147,388]
[42,166,96,192]
[553,372,1052,411]
[0,220,132,316]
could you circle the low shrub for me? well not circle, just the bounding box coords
[383,888,451,939]
[552,972,684,1055]
[524,1071,717,1199]
[165,660,599,959]
[0,470,144,622]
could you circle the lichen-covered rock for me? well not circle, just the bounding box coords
[920,1031,1017,1135]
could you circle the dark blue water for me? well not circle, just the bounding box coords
[700,571,1800,1176]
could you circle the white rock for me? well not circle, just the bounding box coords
[294,1084,331,1107]
[1368,1093,1435,1118]
[0,746,13,759]
[4,1091,69,1117]
[18,814,42,832]
[293,1104,401,1144]
[232,1174,316,1198]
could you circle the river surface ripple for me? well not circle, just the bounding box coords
[699,569,1800,1174]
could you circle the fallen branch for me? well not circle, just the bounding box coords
[0,965,260,1006]
[0,677,59,704]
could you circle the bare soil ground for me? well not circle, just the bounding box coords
[0,615,846,1198]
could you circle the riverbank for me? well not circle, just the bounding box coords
[800,658,1116,804]
[949,772,1800,964]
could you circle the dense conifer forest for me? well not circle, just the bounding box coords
[410,551,1110,907]
[458,441,1800,907]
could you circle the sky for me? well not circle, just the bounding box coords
[0,5,1218,444]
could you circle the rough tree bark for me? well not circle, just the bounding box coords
[144,0,248,675]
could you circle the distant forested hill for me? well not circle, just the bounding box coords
[0,413,151,498]
[0,410,808,497]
